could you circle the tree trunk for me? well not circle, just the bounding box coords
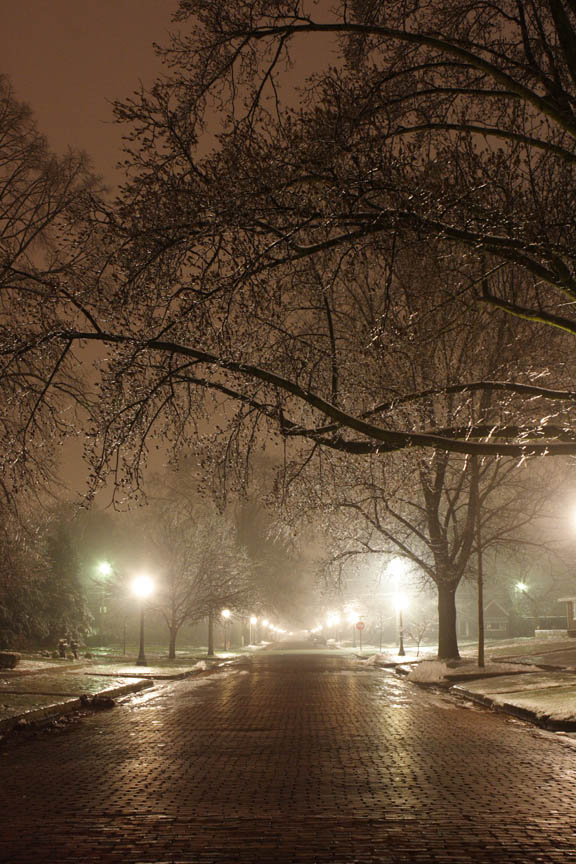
[168,626,177,660]
[437,580,460,660]
[207,611,215,657]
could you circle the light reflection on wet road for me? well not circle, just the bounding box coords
[2,651,576,862]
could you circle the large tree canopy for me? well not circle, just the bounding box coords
[3,2,576,501]
[0,76,100,509]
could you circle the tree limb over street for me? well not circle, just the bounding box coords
[64,328,576,458]
[4,3,576,502]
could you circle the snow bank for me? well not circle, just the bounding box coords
[406,659,540,683]
[407,661,451,682]
[362,654,390,666]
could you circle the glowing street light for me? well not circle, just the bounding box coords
[221,608,231,651]
[394,591,408,657]
[346,609,359,646]
[131,574,154,666]
[95,561,113,629]
[387,557,408,582]
[249,615,258,645]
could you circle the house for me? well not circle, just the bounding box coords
[457,599,513,639]
[557,597,576,637]
[484,600,510,638]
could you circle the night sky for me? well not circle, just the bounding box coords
[1,1,172,183]
[0,1,331,498]
[0,2,179,494]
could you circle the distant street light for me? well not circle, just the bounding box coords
[388,558,409,657]
[221,608,231,650]
[387,557,408,581]
[326,612,341,641]
[249,615,258,645]
[132,574,154,666]
[394,592,407,657]
[346,610,359,647]
[95,561,113,625]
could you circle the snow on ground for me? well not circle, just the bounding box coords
[488,687,576,723]
[407,661,452,682]
[457,670,576,695]
[406,659,541,683]
[361,653,417,666]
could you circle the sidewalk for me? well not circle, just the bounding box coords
[395,639,576,731]
[0,656,216,734]
[6,640,576,735]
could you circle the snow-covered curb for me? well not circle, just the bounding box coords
[406,659,541,684]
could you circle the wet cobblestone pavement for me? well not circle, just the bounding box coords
[2,652,576,862]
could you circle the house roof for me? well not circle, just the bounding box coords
[484,600,509,617]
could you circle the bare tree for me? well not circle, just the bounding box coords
[77,0,576,468]
[271,252,568,658]
[407,618,433,659]
[0,75,100,511]
[3,6,576,564]
[3,7,576,510]
[134,498,255,658]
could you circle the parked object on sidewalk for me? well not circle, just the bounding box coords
[79,693,115,710]
[0,651,20,669]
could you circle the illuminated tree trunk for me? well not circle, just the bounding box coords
[437,580,460,660]
[168,626,177,660]
[207,610,215,657]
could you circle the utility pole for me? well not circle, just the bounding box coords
[472,455,485,668]
[207,610,215,657]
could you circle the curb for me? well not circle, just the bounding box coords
[0,697,83,733]
[450,685,576,732]
[0,661,93,677]
[0,678,153,735]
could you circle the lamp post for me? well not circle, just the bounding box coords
[346,610,358,647]
[96,561,113,635]
[395,592,407,657]
[131,574,154,666]
[222,608,231,651]
[388,558,409,657]
[249,615,258,645]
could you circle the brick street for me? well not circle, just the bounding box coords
[2,651,576,863]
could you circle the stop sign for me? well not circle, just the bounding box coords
[355,621,365,631]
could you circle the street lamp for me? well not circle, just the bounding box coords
[132,574,154,666]
[221,608,231,651]
[249,615,258,645]
[346,609,359,646]
[95,561,113,629]
[326,612,341,641]
[388,558,409,657]
[394,592,407,657]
